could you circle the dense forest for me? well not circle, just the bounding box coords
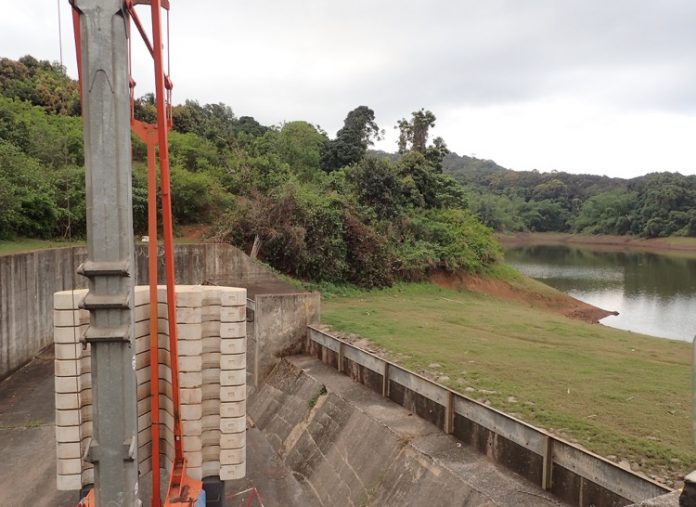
[0,55,499,287]
[443,153,696,238]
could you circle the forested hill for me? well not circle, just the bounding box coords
[0,55,500,287]
[443,152,696,238]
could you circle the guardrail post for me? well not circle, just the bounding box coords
[445,391,455,434]
[382,362,390,397]
[542,435,554,490]
[338,341,345,373]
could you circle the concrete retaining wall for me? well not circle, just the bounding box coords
[306,326,672,507]
[252,293,320,386]
[0,243,279,379]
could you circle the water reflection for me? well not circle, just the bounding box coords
[505,245,696,341]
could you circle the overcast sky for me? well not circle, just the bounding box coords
[4,1,696,178]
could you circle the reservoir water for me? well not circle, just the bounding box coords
[504,244,696,341]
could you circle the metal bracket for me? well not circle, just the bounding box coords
[84,325,130,343]
[80,292,131,310]
[86,436,137,463]
[77,260,131,277]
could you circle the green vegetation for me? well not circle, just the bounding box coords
[323,282,693,483]
[444,152,696,238]
[0,55,499,287]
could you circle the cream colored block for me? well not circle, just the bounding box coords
[220,386,245,402]
[134,319,150,339]
[180,371,202,388]
[220,402,245,419]
[55,375,81,394]
[175,286,203,307]
[134,303,150,322]
[220,368,245,386]
[201,321,219,338]
[220,432,245,450]
[53,309,89,327]
[220,337,246,354]
[202,461,221,478]
[203,444,221,461]
[55,392,80,410]
[54,325,86,344]
[55,359,81,377]
[53,289,87,310]
[187,466,203,481]
[55,425,81,443]
[220,354,245,371]
[220,416,245,433]
[57,441,82,459]
[81,467,94,485]
[202,305,221,321]
[180,387,202,405]
[179,356,202,372]
[202,286,220,305]
[220,306,245,323]
[202,414,220,431]
[179,340,203,357]
[183,435,202,452]
[176,306,202,324]
[185,451,203,468]
[177,323,202,340]
[202,352,220,369]
[202,336,220,353]
[181,404,202,421]
[57,474,82,491]
[202,383,220,402]
[201,399,219,415]
[183,419,203,436]
[133,285,149,306]
[56,409,81,427]
[220,322,245,338]
[219,287,246,306]
[220,463,245,481]
[220,448,245,465]
[202,368,220,386]
[55,343,85,360]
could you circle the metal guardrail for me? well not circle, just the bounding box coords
[307,325,671,504]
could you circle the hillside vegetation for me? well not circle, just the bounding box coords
[444,152,696,238]
[0,55,499,286]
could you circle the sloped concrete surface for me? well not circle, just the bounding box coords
[248,355,565,507]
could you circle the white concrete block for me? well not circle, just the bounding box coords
[220,354,245,371]
[201,414,220,431]
[55,392,80,410]
[220,306,245,323]
[202,368,220,386]
[202,321,220,338]
[55,375,81,394]
[202,352,221,369]
[178,340,203,357]
[180,387,202,405]
[220,369,245,386]
[202,305,221,321]
[180,371,203,388]
[53,290,87,310]
[220,416,245,434]
[220,448,245,465]
[220,386,245,402]
[57,474,82,491]
[54,343,85,360]
[177,323,202,340]
[53,325,86,344]
[179,356,202,372]
[220,463,245,481]
[219,287,246,306]
[56,409,81,427]
[55,359,81,377]
[55,424,81,443]
[220,337,246,355]
[220,402,245,419]
[181,404,202,421]
[81,466,94,485]
[183,435,202,452]
[57,441,82,459]
[175,285,203,307]
[220,322,245,338]
[53,309,89,328]
[220,432,245,450]
[202,461,221,478]
[202,336,220,354]
[176,306,202,324]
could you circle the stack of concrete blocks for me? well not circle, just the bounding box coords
[53,285,246,491]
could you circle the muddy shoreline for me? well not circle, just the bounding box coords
[498,232,696,256]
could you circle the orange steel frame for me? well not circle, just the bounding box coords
[71,1,201,505]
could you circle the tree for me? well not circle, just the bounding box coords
[395,109,437,154]
[321,106,382,172]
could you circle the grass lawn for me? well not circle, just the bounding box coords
[0,238,85,256]
[322,281,694,484]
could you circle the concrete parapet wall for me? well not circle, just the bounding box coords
[53,285,246,490]
[306,326,672,507]
[0,243,278,379]
[252,292,320,386]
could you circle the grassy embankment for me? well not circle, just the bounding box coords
[0,238,85,256]
[321,269,693,485]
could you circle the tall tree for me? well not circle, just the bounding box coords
[321,105,382,172]
[395,108,437,154]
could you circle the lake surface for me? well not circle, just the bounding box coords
[504,244,696,341]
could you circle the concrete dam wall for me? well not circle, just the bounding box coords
[0,243,281,379]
